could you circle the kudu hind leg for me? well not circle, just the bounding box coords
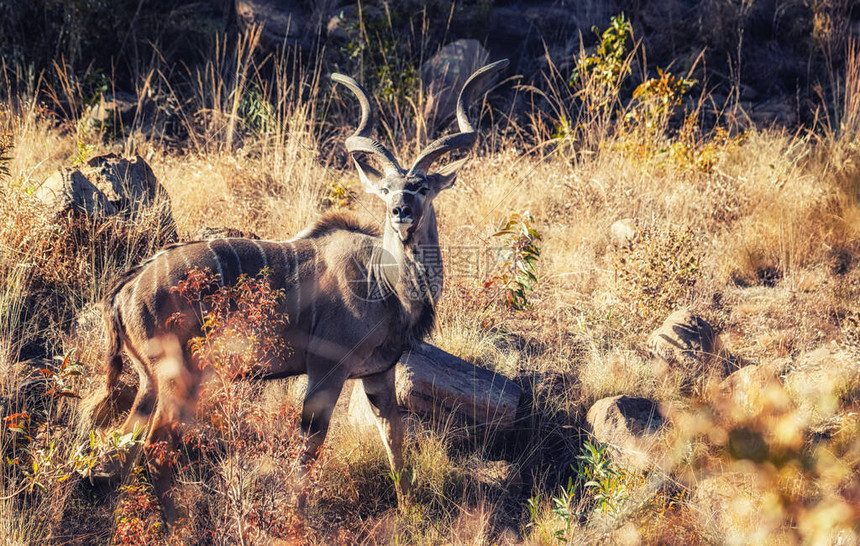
[119,349,158,441]
[137,338,195,523]
[296,365,347,508]
[361,366,409,501]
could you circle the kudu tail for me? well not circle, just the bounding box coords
[87,277,132,428]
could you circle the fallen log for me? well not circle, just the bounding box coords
[347,343,522,437]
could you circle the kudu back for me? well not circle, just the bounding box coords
[91,59,509,506]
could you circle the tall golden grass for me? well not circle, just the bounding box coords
[0,18,858,545]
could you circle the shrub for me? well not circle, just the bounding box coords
[487,212,542,310]
[612,223,701,326]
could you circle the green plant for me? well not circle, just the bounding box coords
[576,440,629,515]
[625,68,697,141]
[2,354,143,496]
[525,441,630,541]
[336,7,420,107]
[70,141,94,166]
[489,212,542,310]
[571,14,634,94]
[240,81,276,138]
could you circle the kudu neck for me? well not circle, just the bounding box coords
[380,204,443,306]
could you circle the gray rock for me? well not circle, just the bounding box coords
[421,40,491,130]
[86,91,138,129]
[783,344,860,425]
[326,5,382,44]
[693,472,783,542]
[585,395,666,471]
[82,153,161,213]
[716,359,791,426]
[34,169,118,218]
[610,218,637,247]
[647,309,728,379]
[236,0,307,49]
[86,92,162,135]
[34,154,175,242]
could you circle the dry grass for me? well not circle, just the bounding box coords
[1,21,860,545]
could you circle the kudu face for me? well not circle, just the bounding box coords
[332,59,509,245]
[354,164,461,244]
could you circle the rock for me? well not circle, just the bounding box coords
[192,226,261,240]
[487,8,531,42]
[236,0,308,50]
[585,395,666,471]
[693,472,785,542]
[523,5,601,39]
[86,92,163,135]
[35,154,175,243]
[748,97,797,127]
[471,459,522,494]
[81,153,162,213]
[783,344,860,425]
[610,218,637,247]
[35,153,164,219]
[421,40,491,130]
[86,91,138,129]
[647,309,728,379]
[326,5,382,44]
[33,169,118,218]
[716,360,790,424]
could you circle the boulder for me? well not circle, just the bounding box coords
[35,154,172,224]
[693,471,785,543]
[81,154,161,213]
[326,5,383,44]
[33,169,118,218]
[783,344,860,425]
[747,97,797,127]
[87,91,139,129]
[716,360,790,424]
[610,218,637,247]
[86,92,164,135]
[585,395,666,471]
[421,40,491,130]
[235,0,308,50]
[647,309,728,379]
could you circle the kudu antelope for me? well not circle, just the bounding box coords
[91,59,509,506]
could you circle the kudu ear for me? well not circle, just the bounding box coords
[351,156,385,194]
[431,157,468,191]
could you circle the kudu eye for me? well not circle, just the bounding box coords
[418,187,428,195]
[381,188,389,195]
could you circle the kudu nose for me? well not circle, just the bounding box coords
[392,205,412,221]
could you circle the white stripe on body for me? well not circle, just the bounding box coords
[206,240,224,285]
[252,240,268,271]
[223,239,243,276]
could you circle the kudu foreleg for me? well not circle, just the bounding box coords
[361,366,409,502]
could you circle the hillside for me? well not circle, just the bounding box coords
[1,1,860,544]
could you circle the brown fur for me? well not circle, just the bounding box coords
[300,211,380,239]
